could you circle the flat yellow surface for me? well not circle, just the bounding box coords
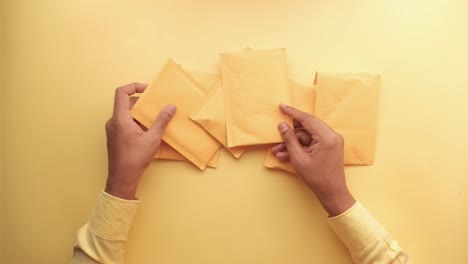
[1,1,467,263]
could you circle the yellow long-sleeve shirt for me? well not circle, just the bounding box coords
[72,191,411,264]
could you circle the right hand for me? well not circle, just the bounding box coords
[104,83,176,200]
[272,104,356,216]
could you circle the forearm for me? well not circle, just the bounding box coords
[327,202,412,264]
[72,191,140,264]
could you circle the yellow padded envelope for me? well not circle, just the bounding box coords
[190,84,247,158]
[154,69,223,168]
[156,140,221,168]
[315,73,380,165]
[220,48,292,147]
[155,141,186,162]
[264,80,316,174]
[131,59,221,170]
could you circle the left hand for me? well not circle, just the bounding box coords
[104,83,176,200]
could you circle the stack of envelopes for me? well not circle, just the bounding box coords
[131,48,380,173]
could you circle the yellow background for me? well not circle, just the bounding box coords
[1,0,467,263]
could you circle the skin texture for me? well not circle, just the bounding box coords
[104,83,176,200]
[272,104,356,217]
[103,85,353,216]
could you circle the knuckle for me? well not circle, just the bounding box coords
[327,133,344,147]
[282,131,292,142]
[115,83,134,94]
[159,111,171,123]
[321,134,335,146]
[336,133,344,145]
[115,87,124,95]
[105,119,111,131]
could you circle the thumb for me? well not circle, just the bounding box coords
[148,104,177,140]
[277,122,305,159]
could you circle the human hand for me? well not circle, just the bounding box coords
[104,83,176,200]
[272,104,355,216]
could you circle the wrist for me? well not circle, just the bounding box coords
[316,187,356,217]
[104,176,140,200]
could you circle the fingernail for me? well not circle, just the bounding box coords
[278,122,289,134]
[166,104,176,115]
[279,103,287,109]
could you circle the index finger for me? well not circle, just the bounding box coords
[279,104,331,136]
[113,83,147,115]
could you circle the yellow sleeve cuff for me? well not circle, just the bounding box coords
[327,201,384,252]
[87,190,141,239]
